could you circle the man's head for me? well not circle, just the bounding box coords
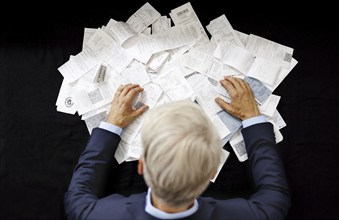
[139,100,222,208]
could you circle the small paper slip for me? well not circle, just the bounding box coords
[210,149,230,183]
[206,14,244,47]
[126,2,161,33]
[214,41,255,74]
[170,2,209,39]
[229,129,248,162]
[245,34,294,69]
[247,57,281,86]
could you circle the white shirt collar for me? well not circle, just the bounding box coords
[145,188,199,219]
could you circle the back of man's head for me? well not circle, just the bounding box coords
[140,100,222,208]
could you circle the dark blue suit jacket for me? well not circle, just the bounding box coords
[65,122,290,219]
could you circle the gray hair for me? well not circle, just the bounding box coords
[140,100,222,208]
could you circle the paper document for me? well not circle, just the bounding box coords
[186,73,222,117]
[210,149,230,183]
[244,77,272,105]
[214,41,255,74]
[106,21,136,46]
[245,34,294,68]
[206,14,244,47]
[156,67,195,101]
[123,22,201,63]
[247,57,281,86]
[152,16,172,34]
[229,129,248,162]
[126,2,161,33]
[170,2,209,41]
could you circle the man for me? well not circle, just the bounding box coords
[65,76,291,219]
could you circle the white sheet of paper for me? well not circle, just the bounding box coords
[217,110,242,144]
[104,45,133,74]
[73,80,116,115]
[207,61,242,81]
[137,82,163,108]
[264,58,298,91]
[163,54,195,77]
[170,2,209,40]
[206,14,244,47]
[267,110,286,130]
[74,68,125,115]
[86,28,134,73]
[229,129,248,162]
[123,22,202,63]
[56,79,77,114]
[106,21,136,46]
[214,41,255,74]
[85,28,116,60]
[120,115,143,144]
[121,62,151,86]
[212,114,231,140]
[273,124,284,143]
[210,149,229,183]
[186,73,222,117]
[84,111,107,134]
[155,92,172,107]
[126,2,161,33]
[234,30,249,46]
[82,28,97,49]
[244,76,272,105]
[126,131,143,160]
[156,67,195,101]
[168,42,195,58]
[58,46,99,83]
[247,57,281,86]
[115,140,129,164]
[59,28,117,82]
[146,51,170,72]
[245,34,293,68]
[193,41,217,55]
[102,18,118,38]
[183,48,215,74]
[259,94,281,117]
[142,27,152,35]
[81,103,110,120]
[152,16,171,34]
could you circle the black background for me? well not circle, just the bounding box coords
[1,1,339,219]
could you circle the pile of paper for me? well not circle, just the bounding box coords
[55,2,297,178]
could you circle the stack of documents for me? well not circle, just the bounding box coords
[55,2,297,178]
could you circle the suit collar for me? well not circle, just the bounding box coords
[126,195,216,220]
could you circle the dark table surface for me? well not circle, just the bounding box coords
[1,1,338,219]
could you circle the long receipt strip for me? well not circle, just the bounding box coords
[56,2,298,181]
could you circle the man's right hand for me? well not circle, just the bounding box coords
[106,84,149,128]
[215,76,260,121]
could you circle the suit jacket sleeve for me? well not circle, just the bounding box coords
[64,128,121,220]
[242,122,291,219]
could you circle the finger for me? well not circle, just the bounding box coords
[120,83,134,96]
[117,84,124,92]
[236,77,250,91]
[134,104,149,116]
[220,78,236,96]
[215,97,235,114]
[242,80,253,96]
[125,86,144,103]
[225,76,246,91]
[113,84,124,98]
